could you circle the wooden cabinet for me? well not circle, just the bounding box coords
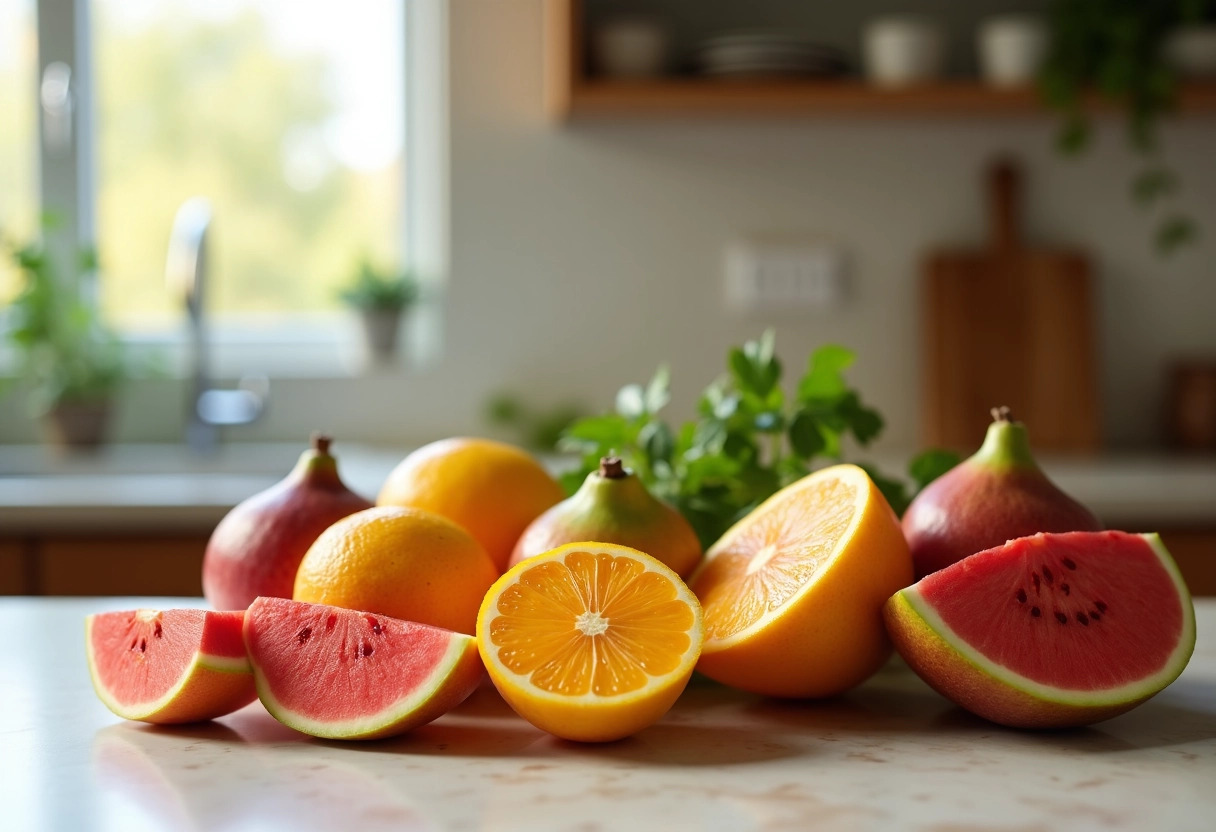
[0,541,28,595]
[1157,530,1216,599]
[1,536,207,597]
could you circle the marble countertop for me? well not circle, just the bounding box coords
[1,443,1214,535]
[4,596,1214,831]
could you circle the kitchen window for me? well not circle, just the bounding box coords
[0,0,40,302]
[7,0,442,372]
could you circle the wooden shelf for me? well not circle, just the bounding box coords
[544,1,1216,120]
[558,79,1216,119]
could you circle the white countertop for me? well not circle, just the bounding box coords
[1,443,1214,535]
[4,596,1214,832]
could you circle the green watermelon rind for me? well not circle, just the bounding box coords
[247,627,482,740]
[85,614,253,722]
[890,532,1196,713]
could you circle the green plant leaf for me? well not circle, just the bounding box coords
[837,391,884,445]
[639,420,674,466]
[787,409,825,459]
[643,364,671,414]
[1156,215,1198,255]
[908,448,961,490]
[559,414,629,452]
[797,344,854,402]
[615,384,646,420]
[1131,167,1178,205]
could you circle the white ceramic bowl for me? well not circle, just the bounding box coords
[593,18,667,79]
[863,18,946,87]
[978,16,1049,87]
[1164,25,1216,79]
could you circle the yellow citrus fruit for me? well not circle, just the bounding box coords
[477,542,703,742]
[688,464,912,698]
[377,438,564,573]
[293,506,497,635]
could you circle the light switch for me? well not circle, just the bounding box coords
[724,240,846,311]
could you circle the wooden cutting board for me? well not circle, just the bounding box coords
[922,160,1100,454]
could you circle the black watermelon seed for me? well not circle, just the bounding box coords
[1055,611,1068,624]
[1062,557,1077,570]
[1076,612,1089,626]
[1016,589,1027,604]
[1095,600,1108,613]
[1032,573,1041,592]
[1061,583,1070,596]
[1042,567,1054,585]
[1090,610,1101,621]
[1031,607,1041,617]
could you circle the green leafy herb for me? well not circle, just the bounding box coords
[559,332,959,548]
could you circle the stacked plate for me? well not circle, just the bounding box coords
[696,32,849,79]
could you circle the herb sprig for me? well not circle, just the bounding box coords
[559,332,958,548]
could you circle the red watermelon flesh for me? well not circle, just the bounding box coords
[885,531,1196,728]
[87,608,256,724]
[243,597,484,740]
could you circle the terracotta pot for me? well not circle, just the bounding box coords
[359,308,404,362]
[43,398,113,450]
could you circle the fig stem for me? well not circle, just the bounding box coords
[599,456,627,479]
[990,406,1013,424]
[311,432,333,455]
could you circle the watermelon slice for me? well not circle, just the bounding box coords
[87,608,257,724]
[884,531,1196,729]
[243,597,484,740]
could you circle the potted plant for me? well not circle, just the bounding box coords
[338,258,420,363]
[1039,0,1214,254]
[2,233,128,449]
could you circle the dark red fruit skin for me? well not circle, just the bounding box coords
[202,448,373,611]
[902,462,1102,581]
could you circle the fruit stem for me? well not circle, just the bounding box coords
[976,409,1037,469]
[311,432,333,456]
[599,456,627,479]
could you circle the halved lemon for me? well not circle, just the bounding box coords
[689,464,912,698]
[476,542,703,742]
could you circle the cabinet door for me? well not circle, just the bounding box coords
[0,540,30,595]
[39,537,208,596]
[1158,530,1216,598]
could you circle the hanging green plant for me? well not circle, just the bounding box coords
[1039,0,1213,254]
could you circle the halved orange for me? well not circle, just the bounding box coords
[476,542,703,742]
[689,464,912,698]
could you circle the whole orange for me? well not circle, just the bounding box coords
[292,506,497,635]
[377,438,564,573]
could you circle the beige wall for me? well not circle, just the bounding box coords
[3,0,1213,451]
[440,0,1216,450]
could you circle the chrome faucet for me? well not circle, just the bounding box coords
[166,197,268,452]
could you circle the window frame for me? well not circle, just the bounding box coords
[30,0,447,377]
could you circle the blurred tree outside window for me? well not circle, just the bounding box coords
[0,0,39,303]
[93,0,405,332]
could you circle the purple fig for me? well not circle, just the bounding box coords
[202,434,374,610]
[902,408,1102,580]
